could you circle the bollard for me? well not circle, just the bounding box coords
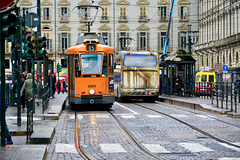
[231,82,233,111]
[226,81,228,110]
[216,82,219,108]
[234,82,237,113]
[221,82,223,108]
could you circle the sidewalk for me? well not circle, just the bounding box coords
[0,93,67,160]
[158,95,240,118]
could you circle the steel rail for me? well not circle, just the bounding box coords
[134,103,240,149]
[75,112,92,160]
[156,101,240,129]
[108,111,163,160]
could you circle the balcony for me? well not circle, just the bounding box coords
[180,15,188,22]
[60,15,68,23]
[119,16,127,22]
[139,16,147,22]
[159,15,168,22]
[101,16,109,23]
[215,33,240,48]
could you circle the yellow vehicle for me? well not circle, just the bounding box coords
[195,71,216,83]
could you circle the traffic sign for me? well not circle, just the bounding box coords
[215,63,223,72]
[0,0,14,10]
[223,65,228,71]
[25,12,40,28]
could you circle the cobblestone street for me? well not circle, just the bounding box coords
[45,100,240,160]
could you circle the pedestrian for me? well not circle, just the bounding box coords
[21,72,27,111]
[20,73,38,110]
[176,74,183,96]
[22,71,28,80]
[0,84,13,145]
[48,70,56,98]
[159,75,162,95]
[62,79,67,93]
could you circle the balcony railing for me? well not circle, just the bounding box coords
[139,16,147,22]
[101,16,108,22]
[119,16,127,22]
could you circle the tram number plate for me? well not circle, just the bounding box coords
[87,44,96,51]
[134,89,146,92]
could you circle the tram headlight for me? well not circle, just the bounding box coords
[89,89,95,95]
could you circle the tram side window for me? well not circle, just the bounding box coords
[102,54,108,77]
[108,54,111,75]
[202,75,207,82]
[75,55,81,78]
[110,54,113,75]
[209,75,214,83]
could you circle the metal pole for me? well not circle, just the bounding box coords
[16,7,22,126]
[0,14,6,147]
[188,25,192,56]
[54,0,57,68]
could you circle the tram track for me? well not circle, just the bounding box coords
[75,112,92,160]
[133,102,240,149]
[108,111,162,160]
[74,110,163,160]
[156,101,240,129]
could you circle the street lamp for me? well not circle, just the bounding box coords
[73,5,102,33]
[180,25,199,56]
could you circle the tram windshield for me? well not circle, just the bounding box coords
[81,54,102,74]
[123,54,157,67]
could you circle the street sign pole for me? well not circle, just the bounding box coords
[0,13,6,147]
[16,7,22,126]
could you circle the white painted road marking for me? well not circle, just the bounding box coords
[115,102,139,115]
[55,144,78,153]
[219,143,240,152]
[100,143,127,153]
[69,114,83,120]
[170,114,188,118]
[146,115,162,118]
[218,158,240,160]
[121,115,136,119]
[142,144,170,153]
[95,114,110,118]
[179,143,214,152]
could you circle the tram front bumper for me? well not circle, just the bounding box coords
[69,95,115,105]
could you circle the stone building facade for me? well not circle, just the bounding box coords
[195,0,240,73]
[5,0,199,72]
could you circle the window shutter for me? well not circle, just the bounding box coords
[178,6,181,20]
[117,33,119,51]
[187,6,190,20]
[137,32,139,51]
[178,32,180,49]
[158,32,160,51]
[67,7,70,21]
[68,33,71,48]
[41,8,43,21]
[109,33,111,46]
[59,8,61,17]
[58,33,61,53]
[147,32,150,51]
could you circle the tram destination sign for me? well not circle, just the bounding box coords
[87,44,96,51]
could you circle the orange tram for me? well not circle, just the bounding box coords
[67,33,115,109]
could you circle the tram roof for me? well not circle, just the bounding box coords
[118,51,150,55]
[76,33,105,45]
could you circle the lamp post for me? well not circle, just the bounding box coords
[180,25,199,56]
[74,5,102,33]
